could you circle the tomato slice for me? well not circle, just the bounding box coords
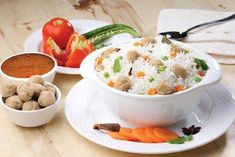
[42,37,66,66]
[65,33,94,68]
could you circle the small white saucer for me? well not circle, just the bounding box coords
[65,79,235,154]
[24,19,133,75]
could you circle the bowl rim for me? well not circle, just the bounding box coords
[0,52,57,80]
[0,82,61,113]
[80,37,222,99]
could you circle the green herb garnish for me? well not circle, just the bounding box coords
[113,57,122,73]
[194,76,202,82]
[149,76,155,83]
[157,66,166,74]
[118,56,123,60]
[168,135,193,144]
[161,56,168,61]
[194,58,209,71]
[103,72,110,78]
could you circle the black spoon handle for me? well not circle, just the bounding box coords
[186,13,235,33]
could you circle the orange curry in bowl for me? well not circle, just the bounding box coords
[1,53,55,78]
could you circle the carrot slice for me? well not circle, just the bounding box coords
[147,88,156,95]
[145,128,166,143]
[133,42,142,47]
[136,71,145,78]
[132,128,154,143]
[107,80,114,87]
[96,57,103,65]
[154,127,178,141]
[176,85,184,92]
[119,127,139,142]
[170,51,176,58]
[108,132,129,141]
[142,55,149,61]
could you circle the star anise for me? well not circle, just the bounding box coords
[182,125,201,136]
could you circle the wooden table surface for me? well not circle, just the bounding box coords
[0,0,235,156]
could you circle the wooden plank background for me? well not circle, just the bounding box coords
[0,0,235,156]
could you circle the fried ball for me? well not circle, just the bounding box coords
[171,46,187,54]
[127,50,140,62]
[140,37,156,45]
[95,64,104,71]
[38,90,56,107]
[161,36,172,44]
[156,81,173,95]
[171,64,188,79]
[22,100,41,111]
[5,95,23,110]
[30,83,45,98]
[102,48,120,58]
[1,82,17,98]
[17,82,34,101]
[44,85,56,95]
[28,75,44,85]
[149,59,163,67]
[114,75,131,91]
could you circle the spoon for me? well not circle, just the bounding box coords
[159,13,235,40]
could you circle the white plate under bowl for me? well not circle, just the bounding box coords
[24,19,134,75]
[64,79,235,154]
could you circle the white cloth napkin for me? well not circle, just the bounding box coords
[157,9,235,64]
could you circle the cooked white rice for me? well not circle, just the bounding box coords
[95,37,207,95]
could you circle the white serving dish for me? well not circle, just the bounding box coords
[0,52,57,83]
[80,38,222,126]
[0,82,61,127]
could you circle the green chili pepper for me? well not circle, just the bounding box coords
[83,24,140,38]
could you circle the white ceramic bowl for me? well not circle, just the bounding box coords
[0,82,61,127]
[0,52,57,83]
[80,38,222,126]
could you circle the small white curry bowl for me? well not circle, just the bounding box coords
[0,52,57,83]
[80,39,222,126]
[0,82,61,127]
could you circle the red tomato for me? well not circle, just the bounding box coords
[42,17,74,49]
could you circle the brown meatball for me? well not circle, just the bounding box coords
[30,83,45,98]
[95,64,104,71]
[28,75,44,85]
[127,50,140,62]
[22,100,41,111]
[149,59,163,67]
[171,46,187,54]
[1,82,17,98]
[171,64,188,79]
[140,37,156,45]
[38,90,56,107]
[102,48,120,58]
[156,81,173,95]
[5,95,23,110]
[17,82,34,101]
[161,36,172,44]
[114,75,131,91]
[45,85,56,95]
